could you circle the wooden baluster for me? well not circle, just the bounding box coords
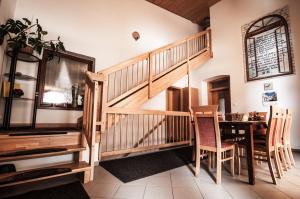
[132,114,134,148]
[172,47,174,66]
[120,69,123,95]
[200,36,202,51]
[113,72,117,99]
[131,64,134,90]
[201,35,204,49]
[113,113,116,151]
[156,115,159,145]
[141,60,144,83]
[158,52,161,75]
[163,51,165,72]
[180,44,183,62]
[120,114,122,150]
[193,38,196,54]
[172,115,175,143]
[200,35,203,50]
[165,115,168,143]
[148,114,150,146]
[148,54,152,98]
[143,114,145,146]
[107,74,110,101]
[179,116,182,141]
[197,37,200,52]
[185,116,188,141]
[137,114,140,147]
[177,116,179,142]
[152,114,155,145]
[105,114,109,152]
[126,114,128,149]
[126,66,129,92]
[161,115,164,145]
[168,49,171,67]
[153,54,156,77]
[137,61,139,85]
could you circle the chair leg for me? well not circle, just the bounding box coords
[288,145,296,166]
[274,148,283,178]
[195,149,200,176]
[284,146,292,169]
[211,152,215,169]
[192,145,196,162]
[267,151,277,185]
[216,151,222,184]
[279,147,288,171]
[237,147,241,175]
[230,148,235,177]
[208,151,212,171]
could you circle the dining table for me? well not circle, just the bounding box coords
[219,120,267,185]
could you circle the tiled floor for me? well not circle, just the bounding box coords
[84,152,300,199]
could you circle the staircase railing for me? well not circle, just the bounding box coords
[100,107,192,157]
[99,29,211,107]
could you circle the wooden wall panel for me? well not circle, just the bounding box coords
[146,0,220,24]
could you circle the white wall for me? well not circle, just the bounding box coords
[0,0,16,67]
[191,0,300,149]
[9,0,199,124]
[0,1,17,90]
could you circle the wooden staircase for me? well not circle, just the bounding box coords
[84,29,212,162]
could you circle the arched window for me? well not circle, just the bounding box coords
[245,14,293,81]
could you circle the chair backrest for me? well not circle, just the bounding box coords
[266,106,284,148]
[191,105,221,148]
[225,113,244,121]
[282,109,292,145]
[248,112,267,121]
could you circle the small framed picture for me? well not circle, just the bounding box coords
[262,91,278,106]
[264,82,273,91]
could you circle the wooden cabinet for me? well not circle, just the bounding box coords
[166,86,199,142]
[166,86,199,112]
[181,87,199,111]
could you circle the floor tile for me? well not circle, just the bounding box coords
[147,175,171,187]
[89,183,120,198]
[143,186,173,199]
[173,186,203,199]
[113,184,145,199]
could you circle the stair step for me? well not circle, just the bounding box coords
[0,162,90,188]
[0,145,86,162]
[0,132,82,152]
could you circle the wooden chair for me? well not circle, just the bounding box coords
[282,109,295,168]
[192,105,235,184]
[249,112,268,139]
[237,106,283,185]
[274,108,288,175]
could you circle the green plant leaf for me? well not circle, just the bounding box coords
[41,31,48,35]
[22,18,31,25]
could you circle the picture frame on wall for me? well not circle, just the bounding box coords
[242,6,295,82]
[264,82,273,91]
[262,91,278,106]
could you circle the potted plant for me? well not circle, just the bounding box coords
[0,18,65,58]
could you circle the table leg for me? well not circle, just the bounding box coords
[245,124,255,185]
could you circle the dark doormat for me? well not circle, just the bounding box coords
[100,146,193,183]
[3,181,90,199]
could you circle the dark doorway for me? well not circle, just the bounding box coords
[207,76,231,115]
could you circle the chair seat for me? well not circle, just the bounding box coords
[200,142,235,152]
